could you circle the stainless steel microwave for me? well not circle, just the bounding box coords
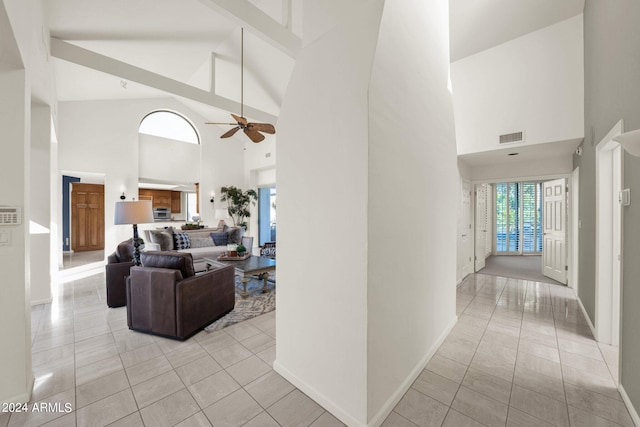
[153,208,171,221]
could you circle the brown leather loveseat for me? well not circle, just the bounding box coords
[126,251,235,340]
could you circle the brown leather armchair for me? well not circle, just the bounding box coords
[126,251,235,340]
[105,239,135,307]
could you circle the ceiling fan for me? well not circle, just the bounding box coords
[205,28,275,143]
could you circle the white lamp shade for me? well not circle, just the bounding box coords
[215,208,229,220]
[614,129,640,157]
[114,201,154,225]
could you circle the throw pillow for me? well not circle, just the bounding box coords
[149,230,174,251]
[190,237,214,248]
[227,227,243,244]
[173,231,191,250]
[210,232,229,246]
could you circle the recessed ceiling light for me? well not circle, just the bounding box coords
[508,152,519,156]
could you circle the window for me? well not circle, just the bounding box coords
[258,186,276,246]
[186,192,198,221]
[495,182,542,254]
[139,111,199,144]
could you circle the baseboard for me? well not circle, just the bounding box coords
[618,384,640,426]
[573,289,597,339]
[274,314,459,427]
[273,361,366,427]
[56,262,104,283]
[367,315,458,427]
[31,295,52,306]
[1,372,34,404]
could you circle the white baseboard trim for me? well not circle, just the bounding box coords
[619,384,640,426]
[31,295,52,306]
[56,263,104,283]
[273,361,366,427]
[367,315,458,427]
[274,315,459,427]
[574,288,597,340]
[1,373,34,404]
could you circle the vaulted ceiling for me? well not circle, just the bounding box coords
[46,0,299,124]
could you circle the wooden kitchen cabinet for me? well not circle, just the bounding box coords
[171,191,181,213]
[138,189,174,210]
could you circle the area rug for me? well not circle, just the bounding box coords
[204,277,275,332]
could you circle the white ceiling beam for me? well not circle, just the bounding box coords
[50,38,277,124]
[197,0,300,58]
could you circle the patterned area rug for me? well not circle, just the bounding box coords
[204,277,276,332]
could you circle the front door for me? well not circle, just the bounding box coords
[542,178,567,284]
[71,183,105,252]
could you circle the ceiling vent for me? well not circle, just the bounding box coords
[499,131,524,144]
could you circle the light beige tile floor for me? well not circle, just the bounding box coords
[7,272,634,426]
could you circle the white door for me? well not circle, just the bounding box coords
[542,178,567,284]
[475,184,487,271]
[460,180,473,279]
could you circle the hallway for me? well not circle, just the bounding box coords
[2,272,632,426]
[384,274,629,426]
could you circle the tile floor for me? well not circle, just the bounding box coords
[1,272,634,427]
[62,250,104,270]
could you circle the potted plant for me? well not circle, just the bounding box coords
[236,244,247,257]
[220,186,258,230]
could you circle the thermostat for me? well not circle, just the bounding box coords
[0,207,21,225]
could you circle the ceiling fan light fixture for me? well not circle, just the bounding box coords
[205,28,276,143]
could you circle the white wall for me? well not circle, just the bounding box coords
[244,134,276,235]
[57,97,244,252]
[276,0,458,424]
[0,67,33,406]
[469,155,573,182]
[451,15,584,155]
[0,0,58,403]
[138,133,200,184]
[30,104,52,304]
[275,0,383,424]
[367,0,458,423]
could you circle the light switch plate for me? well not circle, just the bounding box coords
[620,188,631,206]
[0,229,10,246]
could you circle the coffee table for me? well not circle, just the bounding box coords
[204,255,276,299]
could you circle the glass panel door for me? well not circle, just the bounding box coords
[495,182,542,254]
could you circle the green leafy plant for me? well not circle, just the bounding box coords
[220,186,258,229]
[236,244,246,254]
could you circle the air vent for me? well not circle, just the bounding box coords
[499,132,524,144]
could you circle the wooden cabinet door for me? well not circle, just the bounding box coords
[171,191,181,213]
[71,183,105,252]
[153,191,171,209]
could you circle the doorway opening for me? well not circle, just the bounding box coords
[61,173,105,270]
[595,120,623,348]
[473,178,570,286]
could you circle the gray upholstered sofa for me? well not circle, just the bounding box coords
[143,226,252,272]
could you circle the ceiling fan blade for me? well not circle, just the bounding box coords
[248,123,276,134]
[231,113,248,126]
[244,129,265,143]
[221,127,241,138]
[206,122,237,125]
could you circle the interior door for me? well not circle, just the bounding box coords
[71,183,105,252]
[460,180,473,278]
[475,184,487,271]
[542,178,567,283]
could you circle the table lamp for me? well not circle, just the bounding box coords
[114,200,153,266]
